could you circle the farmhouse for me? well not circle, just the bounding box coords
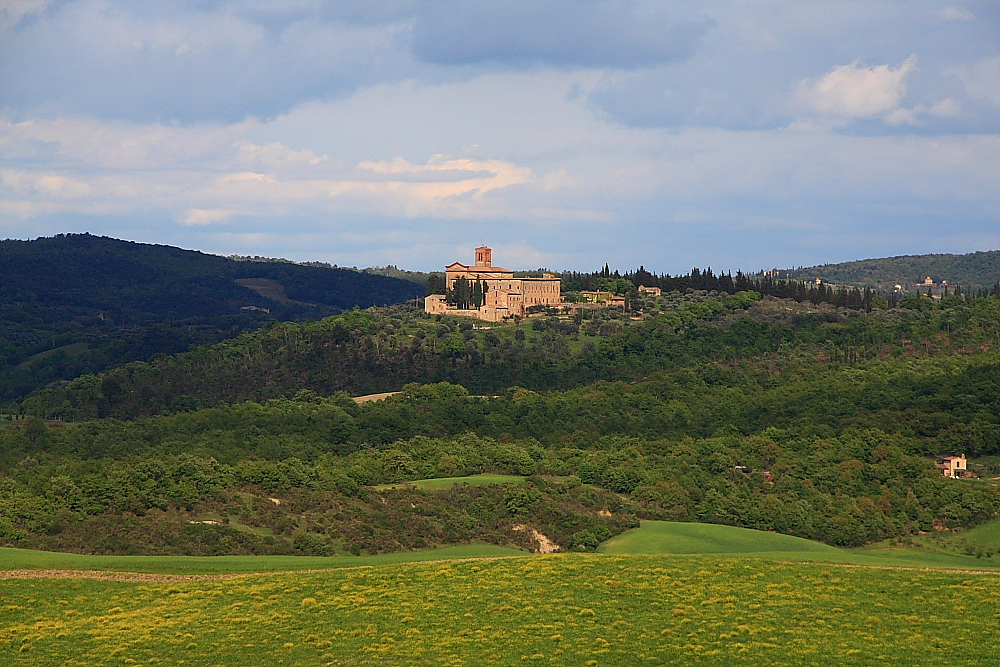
[425,246,563,322]
[638,285,661,296]
[936,455,968,478]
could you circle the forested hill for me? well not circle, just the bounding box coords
[20,288,1000,423]
[4,296,1000,556]
[0,234,424,402]
[771,250,1000,291]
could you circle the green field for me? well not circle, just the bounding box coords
[5,523,1000,665]
[600,521,1000,571]
[896,516,1000,560]
[0,544,524,575]
[598,521,839,555]
[3,553,1000,666]
[5,521,999,576]
[374,474,527,491]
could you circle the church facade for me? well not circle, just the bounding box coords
[425,246,562,322]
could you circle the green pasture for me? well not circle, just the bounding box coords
[4,553,1000,666]
[600,521,1000,571]
[898,516,1000,559]
[374,473,526,491]
[5,521,1000,576]
[955,516,1000,546]
[598,521,838,555]
[0,544,524,575]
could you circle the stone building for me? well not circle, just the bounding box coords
[936,455,968,478]
[425,246,562,322]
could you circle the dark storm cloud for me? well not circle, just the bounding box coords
[410,0,714,68]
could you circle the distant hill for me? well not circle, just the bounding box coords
[771,250,1000,291]
[0,234,424,402]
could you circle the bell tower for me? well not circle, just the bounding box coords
[475,246,492,267]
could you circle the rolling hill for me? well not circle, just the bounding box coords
[0,234,424,402]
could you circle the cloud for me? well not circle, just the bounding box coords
[1,1,997,271]
[929,98,961,117]
[0,0,48,27]
[2,0,997,137]
[0,114,563,225]
[410,0,714,68]
[955,56,1000,107]
[234,0,416,29]
[181,208,236,225]
[940,6,976,21]
[797,57,918,120]
[0,0,413,122]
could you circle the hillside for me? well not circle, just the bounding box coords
[19,288,1000,422]
[2,290,998,556]
[0,234,424,402]
[773,249,1000,291]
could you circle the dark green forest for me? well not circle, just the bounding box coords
[2,281,999,557]
[0,234,424,402]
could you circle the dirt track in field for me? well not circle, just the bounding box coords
[3,556,1000,583]
[0,556,523,582]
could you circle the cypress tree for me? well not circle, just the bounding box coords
[472,281,482,308]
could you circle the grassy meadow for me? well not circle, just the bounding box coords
[373,474,528,491]
[601,521,1000,571]
[0,544,523,575]
[4,553,1000,666]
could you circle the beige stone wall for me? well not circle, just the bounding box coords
[429,248,563,322]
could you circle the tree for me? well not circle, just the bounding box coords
[426,274,446,296]
[472,281,483,309]
[448,278,472,309]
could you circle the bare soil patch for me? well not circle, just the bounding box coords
[512,524,560,554]
[353,392,400,404]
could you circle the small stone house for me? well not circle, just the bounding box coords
[936,455,968,478]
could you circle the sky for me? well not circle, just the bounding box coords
[1,0,998,274]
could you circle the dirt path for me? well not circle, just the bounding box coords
[4,554,1000,583]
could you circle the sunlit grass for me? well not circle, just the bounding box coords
[0,544,524,575]
[601,521,1000,570]
[374,474,528,491]
[3,553,999,665]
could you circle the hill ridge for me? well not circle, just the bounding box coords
[767,249,1000,290]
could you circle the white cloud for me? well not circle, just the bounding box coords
[955,56,1000,107]
[884,107,921,126]
[940,6,976,21]
[929,98,961,117]
[181,209,237,225]
[0,114,568,227]
[1,2,997,270]
[797,57,918,120]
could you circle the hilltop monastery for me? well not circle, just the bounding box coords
[425,246,563,322]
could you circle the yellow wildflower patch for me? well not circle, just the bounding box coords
[0,554,999,665]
